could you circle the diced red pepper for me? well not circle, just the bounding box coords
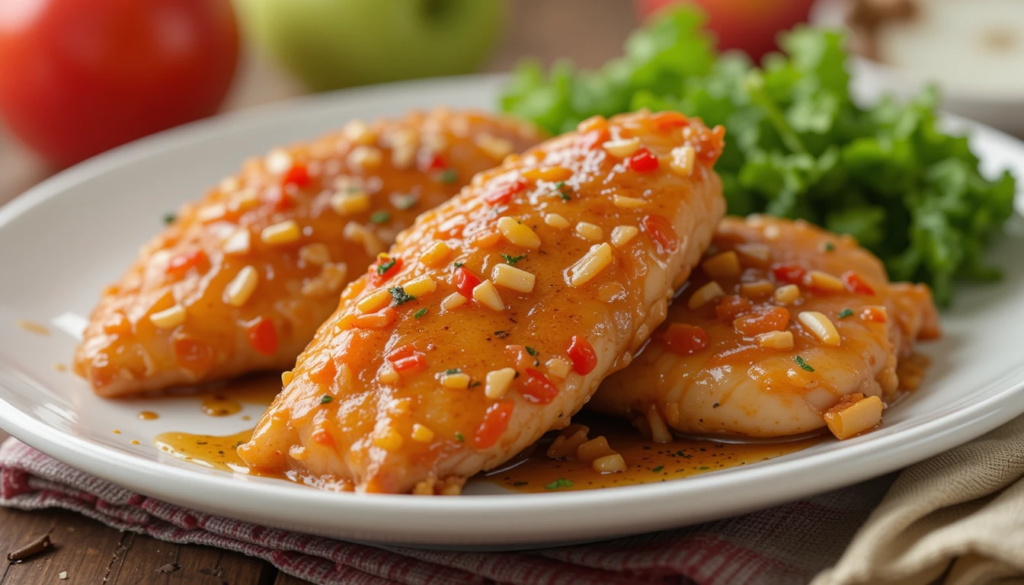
[454,266,482,298]
[282,163,311,187]
[772,263,806,284]
[842,271,876,296]
[567,335,598,376]
[271,189,295,212]
[642,214,678,254]
[474,400,515,449]
[651,111,690,131]
[369,256,403,286]
[519,368,559,404]
[659,323,709,356]
[308,356,338,385]
[734,307,790,337]
[485,179,527,206]
[627,147,659,173]
[419,152,448,172]
[715,295,752,321]
[578,128,611,151]
[387,344,427,375]
[173,338,216,372]
[166,250,208,277]
[861,306,888,323]
[246,317,279,356]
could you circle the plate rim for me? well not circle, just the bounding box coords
[1,73,1023,547]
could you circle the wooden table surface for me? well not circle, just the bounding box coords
[0,2,636,583]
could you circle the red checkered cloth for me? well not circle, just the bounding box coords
[0,437,892,585]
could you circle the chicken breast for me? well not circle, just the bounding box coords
[74,110,543,397]
[237,111,727,493]
[591,216,940,440]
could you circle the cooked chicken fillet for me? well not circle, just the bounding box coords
[74,110,543,397]
[591,216,939,439]
[237,111,727,493]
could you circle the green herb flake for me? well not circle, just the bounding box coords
[794,356,815,372]
[370,211,391,224]
[438,169,458,184]
[377,258,397,275]
[388,286,417,306]
[513,481,528,486]
[823,242,836,252]
[525,346,538,356]
[502,254,527,266]
[545,478,574,490]
[320,395,333,405]
[455,432,465,442]
[445,368,462,375]
[453,262,464,268]
[652,466,665,473]
[838,308,854,319]
[469,380,481,388]
[391,193,419,210]
[414,308,428,319]
[162,213,176,225]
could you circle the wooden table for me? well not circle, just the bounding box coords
[0,2,636,583]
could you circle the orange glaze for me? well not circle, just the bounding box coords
[137,410,159,420]
[238,110,728,494]
[200,396,242,417]
[488,413,826,493]
[155,429,253,473]
[592,216,940,439]
[16,320,49,335]
[74,110,544,397]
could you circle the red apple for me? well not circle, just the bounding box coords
[635,0,817,62]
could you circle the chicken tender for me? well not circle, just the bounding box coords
[591,216,939,440]
[237,111,727,493]
[74,110,543,397]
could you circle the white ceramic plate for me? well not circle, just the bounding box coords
[1,75,1023,549]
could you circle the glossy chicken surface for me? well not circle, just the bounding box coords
[237,111,727,494]
[74,110,544,397]
[592,216,940,439]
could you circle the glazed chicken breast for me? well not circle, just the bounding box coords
[237,111,727,494]
[591,216,939,441]
[74,110,543,397]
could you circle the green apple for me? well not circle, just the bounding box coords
[235,0,505,91]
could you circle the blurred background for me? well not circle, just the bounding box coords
[1,0,1021,206]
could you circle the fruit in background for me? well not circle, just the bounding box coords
[0,0,239,168]
[635,0,817,62]
[234,0,505,91]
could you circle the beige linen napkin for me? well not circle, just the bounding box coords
[815,416,1024,585]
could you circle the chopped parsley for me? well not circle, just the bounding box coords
[320,395,333,405]
[377,258,397,275]
[370,210,391,224]
[414,308,428,319]
[554,181,571,201]
[823,242,836,252]
[163,213,176,225]
[391,193,419,210]
[545,478,574,490]
[453,262,464,268]
[502,253,527,266]
[838,308,854,319]
[438,168,458,184]
[525,346,538,356]
[469,380,481,388]
[652,466,664,473]
[794,356,815,372]
[388,286,416,306]
[445,368,462,375]
[455,432,465,442]
[712,402,719,409]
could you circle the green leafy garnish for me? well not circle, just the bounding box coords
[163,213,176,225]
[320,395,333,405]
[438,169,458,184]
[391,193,419,210]
[838,308,854,319]
[455,432,465,442]
[414,308,428,319]
[525,347,538,356]
[388,286,416,306]
[499,6,1016,305]
[652,466,664,473]
[377,258,397,275]
[545,478,574,490]
[445,368,461,375]
[502,254,527,266]
[453,262,464,268]
[794,356,815,372]
[823,242,836,252]
[370,211,391,224]
[554,181,571,201]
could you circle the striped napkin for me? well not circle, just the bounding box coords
[2,415,1023,585]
